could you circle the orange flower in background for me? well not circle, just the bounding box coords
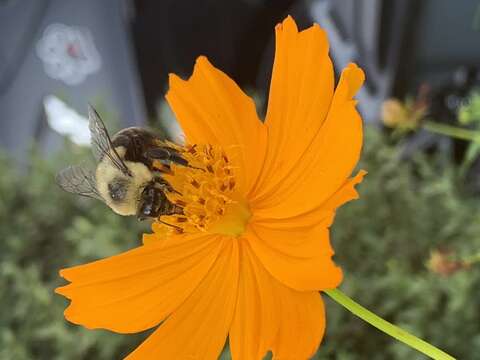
[56,16,365,360]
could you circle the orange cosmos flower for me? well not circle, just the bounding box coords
[56,16,366,359]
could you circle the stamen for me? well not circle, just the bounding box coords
[153,143,250,236]
[175,199,187,207]
[191,179,201,188]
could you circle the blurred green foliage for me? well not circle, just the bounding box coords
[1,128,479,359]
[0,146,148,360]
[316,128,480,360]
[456,89,480,181]
[458,89,480,125]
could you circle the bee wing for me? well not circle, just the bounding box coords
[56,165,104,201]
[88,105,132,176]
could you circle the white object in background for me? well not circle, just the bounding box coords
[36,23,102,85]
[43,95,90,146]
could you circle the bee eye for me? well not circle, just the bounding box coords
[108,180,128,201]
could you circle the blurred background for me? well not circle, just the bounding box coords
[1,0,480,359]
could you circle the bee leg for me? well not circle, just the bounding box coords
[154,176,182,196]
[159,219,184,233]
[146,147,189,166]
[138,180,182,220]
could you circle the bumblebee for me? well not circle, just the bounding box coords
[56,105,186,220]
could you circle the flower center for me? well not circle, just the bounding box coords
[157,144,251,237]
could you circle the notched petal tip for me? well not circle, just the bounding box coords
[327,265,344,289]
[63,305,99,330]
[298,21,330,54]
[350,169,367,188]
[279,15,298,32]
[192,55,218,80]
[278,16,329,43]
[166,73,186,96]
[310,23,327,39]
[167,55,211,87]
[350,169,367,191]
[170,55,212,84]
[317,169,367,224]
[338,63,366,100]
[346,171,366,201]
[63,306,78,323]
[325,266,343,290]
[58,267,75,282]
[167,72,181,83]
[194,55,210,67]
[356,169,368,179]
[54,284,69,297]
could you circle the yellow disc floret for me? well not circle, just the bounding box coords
[156,144,250,236]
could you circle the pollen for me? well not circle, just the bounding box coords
[155,144,251,236]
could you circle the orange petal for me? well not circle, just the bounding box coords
[271,288,325,359]
[244,220,343,291]
[252,62,365,218]
[56,233,223,333]
[230,240,325,359]
[253,170,366,228]
[321,169,367,212]
[229,241,277,359]
[166,56,267,195]
[250,16,334,200]
[125,239,239,360]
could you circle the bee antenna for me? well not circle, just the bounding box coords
[159,219,183,233]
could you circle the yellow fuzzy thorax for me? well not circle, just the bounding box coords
[156,144,251,237]
[96,151,153,216]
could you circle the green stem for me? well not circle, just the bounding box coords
[422,121,480,142]
[463,252,480,266]
[324,288,456,360]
